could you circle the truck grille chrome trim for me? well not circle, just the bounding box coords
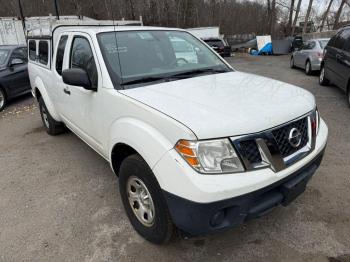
[231,112,316,172]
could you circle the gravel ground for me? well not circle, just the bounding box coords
[0,54,349,262]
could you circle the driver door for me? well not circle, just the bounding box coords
[58,32,104,153]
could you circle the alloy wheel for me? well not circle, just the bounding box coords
[0,90,4,109]
[306,62,311,74]
[41,105,50,128]
[127,176,155,227]
[320,67,325,83]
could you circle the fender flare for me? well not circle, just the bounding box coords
[108,117,183,181]
[34,77,61,121]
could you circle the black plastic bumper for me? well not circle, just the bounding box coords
[163,148,325,236]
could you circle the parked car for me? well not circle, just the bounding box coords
[170,37,198,64]
[320,26,350,107]
[290,38,330,75]
[29,26,328,244]
[202,37,231,57]
[0,45,30,111]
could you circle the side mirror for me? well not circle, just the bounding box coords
[10,58,24,66]
[62,68,96,91]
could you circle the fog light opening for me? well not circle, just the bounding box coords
[210,210,225,227]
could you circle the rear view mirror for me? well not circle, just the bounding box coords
[10,58,24,66]
[62,68,96,91]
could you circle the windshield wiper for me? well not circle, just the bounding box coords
[122,68,230,86]
[122,76,169,86]
[168,68,230,78]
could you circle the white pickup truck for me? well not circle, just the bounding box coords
[28,25,328,244]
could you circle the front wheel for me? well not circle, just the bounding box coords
[119,154,174,244]
[38,97,66,135]
[319,65,330,86]
[0,88,7,112]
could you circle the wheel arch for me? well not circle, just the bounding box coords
[34,77,61,121]
[111,143,138,176]
[108,117,190,178]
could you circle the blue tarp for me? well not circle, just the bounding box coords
[251,42,273,56]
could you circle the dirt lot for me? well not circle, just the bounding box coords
[0,54,349,262]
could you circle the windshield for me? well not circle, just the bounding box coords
[97,30,231,88]
[0,49,9,65]
[319,40,329,49]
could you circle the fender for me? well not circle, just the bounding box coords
[34,76,61,121]
[108,117,196,183]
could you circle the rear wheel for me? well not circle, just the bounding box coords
[319,65,330,86]
[38,97,66,135]
[347,87,350,108]
[119,154,174,244]
[305,60,312,75]
[0,88,7,112]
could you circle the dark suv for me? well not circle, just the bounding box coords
[202,37,231,57]
[320,26,350,106]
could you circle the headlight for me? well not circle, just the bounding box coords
[175,138,244,174]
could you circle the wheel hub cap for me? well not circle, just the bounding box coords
[41,106,50,128]
[127,176,155,227]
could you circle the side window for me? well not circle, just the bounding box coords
[55,35,68,75]
[11,48,28,62]
[38,41,49,65]
[70,37,98,89]
[341,29,350,52]
[29,40,36,61]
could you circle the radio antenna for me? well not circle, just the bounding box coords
[54,0,60,20]
[108,0,124,86]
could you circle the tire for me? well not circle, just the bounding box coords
[347,87,350,108]
[290,56,295,69]
[38,97,66,135]
[319,64,330,86]
[119,154,174,244]
[0,88,7,112]
[305,60,312,75]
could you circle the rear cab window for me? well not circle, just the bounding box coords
[29,40,36,61]
[38,41,49,65]
[28,39,50,68]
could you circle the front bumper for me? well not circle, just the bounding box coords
[153,119,328,235]
[163,147,325,236]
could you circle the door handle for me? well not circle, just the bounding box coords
[63,88,71,95]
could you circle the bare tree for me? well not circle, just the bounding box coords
[288,0,295,33]
[291,0,302,36]
[333,0,347,29]
[320,0,334,32]
[303,0,314,34]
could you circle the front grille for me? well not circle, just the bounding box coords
[272,117,308,158]
[239,140,262,164]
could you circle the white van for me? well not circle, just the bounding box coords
[28,24,328,244]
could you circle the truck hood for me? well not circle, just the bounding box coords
[120,71,315,139]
